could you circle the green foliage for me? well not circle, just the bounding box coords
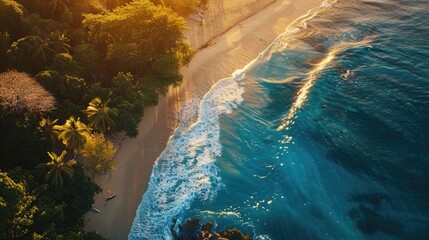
[106,42,145,74]
[41,53,88,105]
[47,31,71,53]
[111,72,157,107]
[8,35,55,73]
[88,0,133,12]
[0,0,197,237]
[35,68,87,105]
[5,0,195,139]
[47,0,70,19]
[73,43,99,74]
[152,0,200,16]
[0,0,26,40]
[15,0,38,14]
[39,117,59,137]
[84,83,112,104]
[59,4,73,25]
[0,32,11,71]
[67,1,96,28]
[145,51,186,93]
[53,116,90,150]
[16,0,57,20]
[0,172,38,239]
[23,13,68,39]
[39,117,59,147]
[36,68,86,105]
[38,150,77,188]
[114,100,140,137]
[83,0,193,85]
[84,98,118,133]
[109,72,149,137]
[4,167,103,239]
[0,110,50,170]
[35,69,66,98]
[79,134,116,178]
[51,53,79,75]
[51,99,84,121]
[64,75,87,103]
[56,166,101,226]
[111,72,136,99]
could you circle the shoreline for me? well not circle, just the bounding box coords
[84,0,325,239]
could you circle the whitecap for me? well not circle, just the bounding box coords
[128,72,246,239]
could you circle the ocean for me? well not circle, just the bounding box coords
[129,0,429,239]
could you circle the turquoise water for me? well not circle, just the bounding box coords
[129,0,429,239]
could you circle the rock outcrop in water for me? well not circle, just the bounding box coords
[171,218,253,240]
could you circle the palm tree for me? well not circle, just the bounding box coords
[53,116,90,150]
[39,117,59,146]
[48,31,71,54]
[49,0,69,18]
[84,98,118,133]
[30,36,55,62]
[39,150,77,188]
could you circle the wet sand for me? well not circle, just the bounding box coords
[84,0,325,239]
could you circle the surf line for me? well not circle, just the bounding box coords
[254,0,339,64]
[129,1,344,239]
[277,37,376,133]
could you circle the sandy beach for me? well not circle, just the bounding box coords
[84,0,325,239]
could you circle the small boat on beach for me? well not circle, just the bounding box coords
[106,194,117,201]
[91,207,101,213]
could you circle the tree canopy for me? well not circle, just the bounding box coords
[54,116,90,150]
[84,98,118,133]
[39,150,77,188]
[83,0,194,89]
[0,172,37,239]
[79,134,116,178]
[8,35,55,74]
[0,0,25,39]
[0,0,201,238]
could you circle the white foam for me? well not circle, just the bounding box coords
[129,74,245,239]
[256,0,338,62]
[128,1,339,239]
[255,235,273,240]
[175,96,200,134]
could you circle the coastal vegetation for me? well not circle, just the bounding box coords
[1,0,282,239]
[0,0,198,238]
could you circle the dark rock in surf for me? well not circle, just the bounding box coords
[202,222,214,231]
[171,218,253,240]
[219,228,252,240]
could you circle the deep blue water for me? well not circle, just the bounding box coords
[129,0,429,239]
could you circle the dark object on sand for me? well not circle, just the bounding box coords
[106,194,117,201]
[91,207,101,213]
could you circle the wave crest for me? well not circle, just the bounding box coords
[128,72,245,239]
[129,0,340,239]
